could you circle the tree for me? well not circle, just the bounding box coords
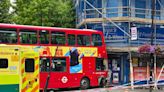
[0,0,12,23]
[12,0,75,28]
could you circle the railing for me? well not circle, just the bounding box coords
[76,7,164,47]
[77,7,163,21]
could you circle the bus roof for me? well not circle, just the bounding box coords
[0,23,101,33]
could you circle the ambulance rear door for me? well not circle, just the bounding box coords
[20,51,39,92]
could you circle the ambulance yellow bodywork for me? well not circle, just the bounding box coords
[0,46,39,92]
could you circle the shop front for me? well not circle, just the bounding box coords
[108,53,130,85]
[132,53,164,85]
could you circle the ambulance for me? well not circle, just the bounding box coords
[0,46,39,92]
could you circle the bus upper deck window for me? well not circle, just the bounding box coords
[39,30,49,44]
[51,31,66,45]
[0,28,17,44]
[92,34,102,46]
[25,59,34,72]
[0,59,8,68]
[68,34,75,46]
[20,30,37,44]
[77,35,90,46]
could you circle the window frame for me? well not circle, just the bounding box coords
[40,57,50,72]
[0,59,8,69]
[51,57,66,72]
[91,34,103,47]
[25,58,35,72]
[51,31,66,45]
[0,28,18,44]
[19,29,37,44]
[39,30,50,44]
[67,34,76,46]
[77,34,91,46]
[95,58,106,71]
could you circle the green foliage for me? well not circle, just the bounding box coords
[12,0,75,28]
[0,0,12,23]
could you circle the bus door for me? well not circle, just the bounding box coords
[20,52,39,92]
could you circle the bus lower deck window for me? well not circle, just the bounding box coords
[96,58,105,71]
[52,58,66,72]
[40,58,50,72]
[0,59,8,68]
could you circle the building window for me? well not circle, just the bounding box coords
[20,30,37,44]
[68,34,75,46]
[92,34,102,46]
[0,59,8,68]
[106,0,119,17]
[132,57,147,67]
[135,0,146,18]
[77,35,90,46]
[51,31,66,45]
[52,57,66,72]
[0,28,17,44]
[39,30,49,44]
[40,58,50,72]
[25,58,34,72]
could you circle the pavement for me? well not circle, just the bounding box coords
[61,85,164,92]
[63,88,164,92]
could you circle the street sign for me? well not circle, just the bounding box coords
[131,27,137,40]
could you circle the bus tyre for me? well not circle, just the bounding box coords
[80,78,90,89]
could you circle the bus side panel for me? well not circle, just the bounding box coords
[83,57,99,87]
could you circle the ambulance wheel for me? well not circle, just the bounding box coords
[80,77,90,89]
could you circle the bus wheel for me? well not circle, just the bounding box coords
[80,78,90,89]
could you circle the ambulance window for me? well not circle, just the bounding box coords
[25,59,34,72]
[0,59,8,68]
[52,58,66,72]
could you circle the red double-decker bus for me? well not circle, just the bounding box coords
[0,23,108,91]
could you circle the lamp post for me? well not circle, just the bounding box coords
[150,0,156,92]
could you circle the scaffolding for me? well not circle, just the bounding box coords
[75,0,164,47]
[75,0,164,90]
